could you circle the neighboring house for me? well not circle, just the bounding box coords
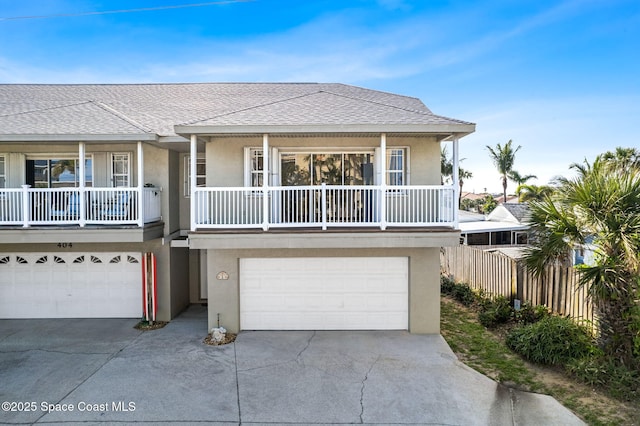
[459,203,530,245]
[0,83,475,334]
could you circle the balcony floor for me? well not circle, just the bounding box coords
[191,226,457,234]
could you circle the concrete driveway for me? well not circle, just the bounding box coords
[0,305,584,425]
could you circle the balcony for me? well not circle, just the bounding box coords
[192,184,456,231]
[0,186,162,227]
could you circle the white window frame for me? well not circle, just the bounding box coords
[386,147,409,186]
[276,148,376,186]
[26,154,94,188]
[184,154,206,197]
[244,146,409,187]
[111,153,130,188]
[244,147,264,188]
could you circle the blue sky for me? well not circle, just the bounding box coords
[1,0,639,194]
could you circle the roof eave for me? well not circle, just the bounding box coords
[0,133,159,142]
[174,123,476,138]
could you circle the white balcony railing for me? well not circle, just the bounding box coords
[193,184,456,230]
[0,186,162,227]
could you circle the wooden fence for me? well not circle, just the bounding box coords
[441,245,597,333]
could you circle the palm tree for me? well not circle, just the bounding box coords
[600,146,640,169]
[517,184,555,202]
[458,167,473,204]
[486,140,522,204]
[441,146,453,184]
[508,170,537,198]
[523,152,640,367]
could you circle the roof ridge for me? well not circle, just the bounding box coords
[180,91,321,126]
[319,89,432,116]
[0,100,92,118]
[320,89,473,125]
[91,100,153,133]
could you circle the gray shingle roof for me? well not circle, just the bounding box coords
[501,203,531,223]
[0,83,475,140]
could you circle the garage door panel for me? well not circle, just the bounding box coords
[0,252,142,319]
[240,257,408,330]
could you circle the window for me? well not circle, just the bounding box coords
[279,152,374,186]
[386,148,406,186]
[244,148,406,187]
[184,155,206,197]
[248,149,264,187]
[0,155,4,188]
[111,153,130,187]
[29,157,93,188]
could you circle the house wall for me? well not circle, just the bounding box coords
[204,135,441,187]
[205,247,441,334]
[0,142,142,188]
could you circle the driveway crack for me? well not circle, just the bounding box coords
[31,330,144,424]
[295,331,316,366]
[1,348,113,355]
[359,355,380,424]
[234,341,242,425]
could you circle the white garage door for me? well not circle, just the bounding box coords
[0,252,142,319]
[240,257,408,330]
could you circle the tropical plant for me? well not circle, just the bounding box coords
[486,140,522,204]
[508,170,537,197]
[458,167,472,204]
[517,184,555,202]
[523,149,640,367]
[441,146,453,184]
[441,146,473,205]
[480,194,498,214]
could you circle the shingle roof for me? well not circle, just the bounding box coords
[500,203,531,223]
[0,83,475,140]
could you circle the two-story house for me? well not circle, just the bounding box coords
[0,83,474,334]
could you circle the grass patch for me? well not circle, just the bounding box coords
[441,295,640,425]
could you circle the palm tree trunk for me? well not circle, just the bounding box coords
[502,175,508,204]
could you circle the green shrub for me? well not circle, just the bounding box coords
[478,295,513,328]
[506,315,594,365]
[440,275,456,295]
[514,301,549,325]
[567,355,639,402]
[452,283,475,306]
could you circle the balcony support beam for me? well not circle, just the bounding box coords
[452,137,460,228]
[137,141,145,228]
[190,134,197,232]
[379,133,387,230]
[78,142,86,227]
[262,134,270,231]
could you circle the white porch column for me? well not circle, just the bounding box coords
[262,134,270,231]
[452,137,460,228]
[137,141,144,227]
[190,135,197,232]
[379,133,387,230]
[78,142,86,227]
